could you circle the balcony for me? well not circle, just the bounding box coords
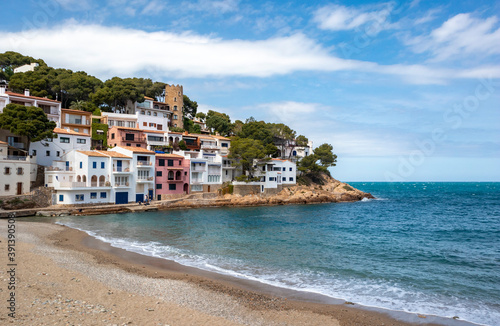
[137,161,152,166]
[4,156,27,161]
[59,182,87,188]
[137,176,154,182]
[114,182,130,188]
[7,141,25,149]
[201,144,219,150]
[68,119,90,125]
[90,182,110,187]
[113,167,131,173]
[122,136,146,142]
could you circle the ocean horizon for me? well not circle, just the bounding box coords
[51,182,500,326]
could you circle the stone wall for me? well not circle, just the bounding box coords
[233,184,261,196]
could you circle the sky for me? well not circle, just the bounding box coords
[1,0,499,181]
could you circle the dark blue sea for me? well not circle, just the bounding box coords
[53,183,500,325]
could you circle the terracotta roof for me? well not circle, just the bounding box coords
[0,140,7,145]
[114,146,155,154]
[54,127,90,137]
[61,108,92,115]
[144,96,155,100]
[212,135,231,141]
[4,91,61,103]
[271,158,290,162]
[95,150,132,158]
[77,150,108,157]
[144,130,166,134]
[168,131,183,135]
[156,153,185,158]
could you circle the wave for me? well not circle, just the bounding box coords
[56,221,496,326]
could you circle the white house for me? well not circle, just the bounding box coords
[135,97,170,132]
[252,158,297,191]
[30,128,91,166]
[13,63,39,73]
[0,141,37,196]
[0,87,61,127]
[109,146,156,202]
[102,112,137,129]
[45,150,135,205]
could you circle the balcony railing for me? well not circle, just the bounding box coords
[113,167,131,172]
[4,156,27,161]
[122,137,146,142]
[8,142,25,149]
[137,176,154,181]
[46,166,72,171]
[137,161,152,166]
[114,182,130,187]
[68,119,90,125]
[59,182,87,188]
[90,182,109,187]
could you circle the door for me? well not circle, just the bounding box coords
[207,185,211,192]
[117,160,122,172]
[115,192,128,204]
[17,182,22,195]
[148,189,153,200]
[136,194,144,203]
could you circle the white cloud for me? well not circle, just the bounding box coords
[313,4,393,32]
[54,0,93,11]
[2,22,500,84]
[2,23,369,79]
[256,101,320,125]
[406,13,500,61]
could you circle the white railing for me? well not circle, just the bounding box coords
[137,161,152,166]
[59,182,87,188]
[5,156,27,161]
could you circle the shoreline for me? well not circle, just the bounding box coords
[3,219,476,326]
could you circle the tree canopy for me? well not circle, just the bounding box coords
[0,51,43,82]
[206,110,232,136]
[0,103,56,148]
[228,137,267,176]
[298,143,337,176]
[183,95,198,119]
[90,77,144,112]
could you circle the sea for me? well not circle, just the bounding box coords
[51,182,500,326]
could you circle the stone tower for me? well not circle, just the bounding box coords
[164,84,184,129]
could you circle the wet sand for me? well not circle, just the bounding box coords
[0,220,463,325]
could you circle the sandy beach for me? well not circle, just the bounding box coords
[0,219,440,326]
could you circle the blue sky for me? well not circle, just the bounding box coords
[1,0,499,181]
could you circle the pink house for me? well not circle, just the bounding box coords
[155,154,190,199]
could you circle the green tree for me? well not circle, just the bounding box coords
[296,135,309,147]
[206,110,232,136]
[125,78,165,101]
[314,143,337,168]
[228,137,267,176]
[183,95,198,119]
[70,100,99,112]
[90,77,144,112]
[238,118,274,146]
[0,51,41,81]
[0,103,56,149]
[183,118,201,134]
[178,139,187,150]
[195,112,206,121]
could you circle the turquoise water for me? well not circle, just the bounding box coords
[53,182,500,325]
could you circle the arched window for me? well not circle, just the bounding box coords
[77,175,81,182]
[99,175,105,187]
[82,175,87,182]
[169,136,173,144]
[168,171,174,180]
[91,175,97,186]
[293,150,297,156]
[175,137,179,143]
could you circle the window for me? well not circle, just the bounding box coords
[32,150,37,156]
[141,110,145,115]
[100,192,107,198]
[127,122,135,128]
[136,144,141,147]
[283,167,286,171]
[167,159,174,166]
[184,171,187,176]
[5,184,9,191]
[289,167,293,171]
[173,115,178,120]
[74,128,79,132]
[159,159,165,166]
[109,120,115,126]
[125,133,135,141]
[111,133,115,139]
[157,195,161,200]
[17,167,23,175]
[169,184,176,190]
[77,138,86,144]
[174,106,178,111]
[117,121,124,127]
[147,111,151,116]
[101,162,105,169]
[97,130,104,135]
[153,112,157,116]
[75,194,84,201]
[157,124,162,130]
[93,162,97,169]
[80,162,83,169]
[56,151,60,157]
[174,97,177,102]
[143,122,147,126]
[156,184,162,189]
[156,171,162,177]
[126,144,131,146]
[179,160,182,166]
[46,151,50,156]
[4,167,10,175]
[90,192,97,199]
[59,194,64,202]
[221,143,228,147]
[289,177,294,181]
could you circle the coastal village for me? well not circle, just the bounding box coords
[0,63,314,207]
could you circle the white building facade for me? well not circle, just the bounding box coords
[0,141,37,196]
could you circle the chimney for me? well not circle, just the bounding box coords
[24,89,30,96]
